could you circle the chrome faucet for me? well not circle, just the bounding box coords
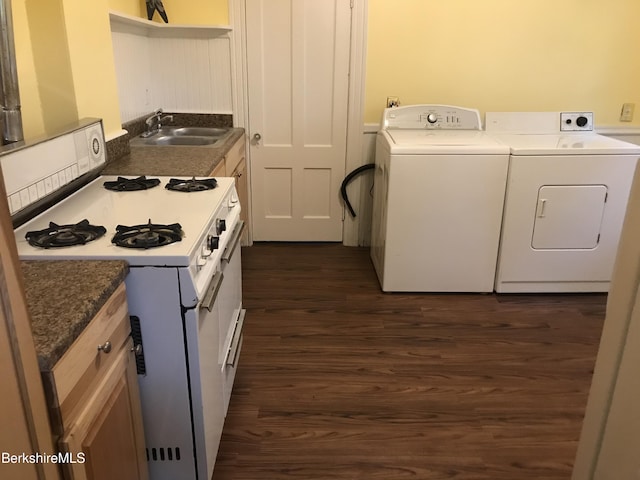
[142,108,174,137]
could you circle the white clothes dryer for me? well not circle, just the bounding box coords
[370,105,510,292]
[486,111,640,293]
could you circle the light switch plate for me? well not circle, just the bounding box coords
[560,112,594,131]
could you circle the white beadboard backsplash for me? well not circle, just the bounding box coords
[111,30,233,122]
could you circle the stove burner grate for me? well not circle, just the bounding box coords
[25,220,107,249]
[165,177,218,192]
[112,220,183,249]
[103,176,161,191]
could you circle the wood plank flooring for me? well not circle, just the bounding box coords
[212,243,606,480]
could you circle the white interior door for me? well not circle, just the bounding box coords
[246,0,351,241]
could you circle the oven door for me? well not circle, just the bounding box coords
[185,270,225,480]
[219,220,246,415]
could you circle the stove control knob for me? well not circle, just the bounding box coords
[576,116,588,127]
[427,113,438,124]
[208,235,220,251]
[216,219,226,235]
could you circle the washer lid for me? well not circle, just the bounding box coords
[385,130,510,155]
[489,133,640,155]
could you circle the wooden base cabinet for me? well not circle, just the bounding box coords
[43,284,148,480]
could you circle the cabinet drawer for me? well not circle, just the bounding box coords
[48,283,130,429]
[225,137,245,176]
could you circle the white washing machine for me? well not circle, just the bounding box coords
[370,104,510,292]
[486,111,640,293]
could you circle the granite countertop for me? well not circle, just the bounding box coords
[21,260,129,371]
[102,128,245,177]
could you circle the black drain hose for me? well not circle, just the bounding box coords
[340,163,375,218]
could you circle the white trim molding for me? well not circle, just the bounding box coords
[342,0,369,247]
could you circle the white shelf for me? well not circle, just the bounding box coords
[109,11,231,38]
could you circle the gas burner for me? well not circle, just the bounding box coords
[103,176,161,191]
[25,220,107,249]
[165,177,218,192]
[112,220,183,249]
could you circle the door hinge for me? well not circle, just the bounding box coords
[604,192,608,202]
[350,0,354,8]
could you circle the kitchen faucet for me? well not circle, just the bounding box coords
[142,108,174,137]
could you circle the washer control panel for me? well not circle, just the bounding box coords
[384,104,482,130]
[560,112,594,131]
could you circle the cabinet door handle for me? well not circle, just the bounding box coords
[97,341,112,354]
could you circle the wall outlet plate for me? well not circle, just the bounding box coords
[620,103,635,122]
[386,96,399,108]
[560,112,594,131]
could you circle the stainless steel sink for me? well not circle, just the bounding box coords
[158,127,231,137]
[131,126,232,147]
[135,135,219,146]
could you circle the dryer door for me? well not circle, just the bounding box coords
[532,185,607,249]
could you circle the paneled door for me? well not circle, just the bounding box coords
[246,0,351,241]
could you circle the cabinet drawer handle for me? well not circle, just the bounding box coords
[97,341,112,354]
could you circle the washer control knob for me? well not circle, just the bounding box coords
[576,116,588,127]
[216,219,226,235]
[427,113,438,124]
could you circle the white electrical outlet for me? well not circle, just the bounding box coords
[386,96,399,108]
[620,103,635,122]
[560,112,594,131]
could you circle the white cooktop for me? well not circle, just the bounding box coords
[487,132,640,156]
[14,175,235,266]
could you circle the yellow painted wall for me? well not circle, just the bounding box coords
[365,0,640,126]
[62,0,122,137]
[23,0,78,136]
[109,0,229,25]
[108,0,144,17]
[13,0,46,139]
[152,0,229,25]
[15,0,121,140]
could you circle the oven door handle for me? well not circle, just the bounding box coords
[201,271,224,312]
[225,309,246,368]
[222,221,245,263]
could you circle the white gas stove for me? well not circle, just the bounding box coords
[3,119,244,480]
[14,174,240,302]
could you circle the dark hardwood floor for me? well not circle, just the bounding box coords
[213,243,606,480]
